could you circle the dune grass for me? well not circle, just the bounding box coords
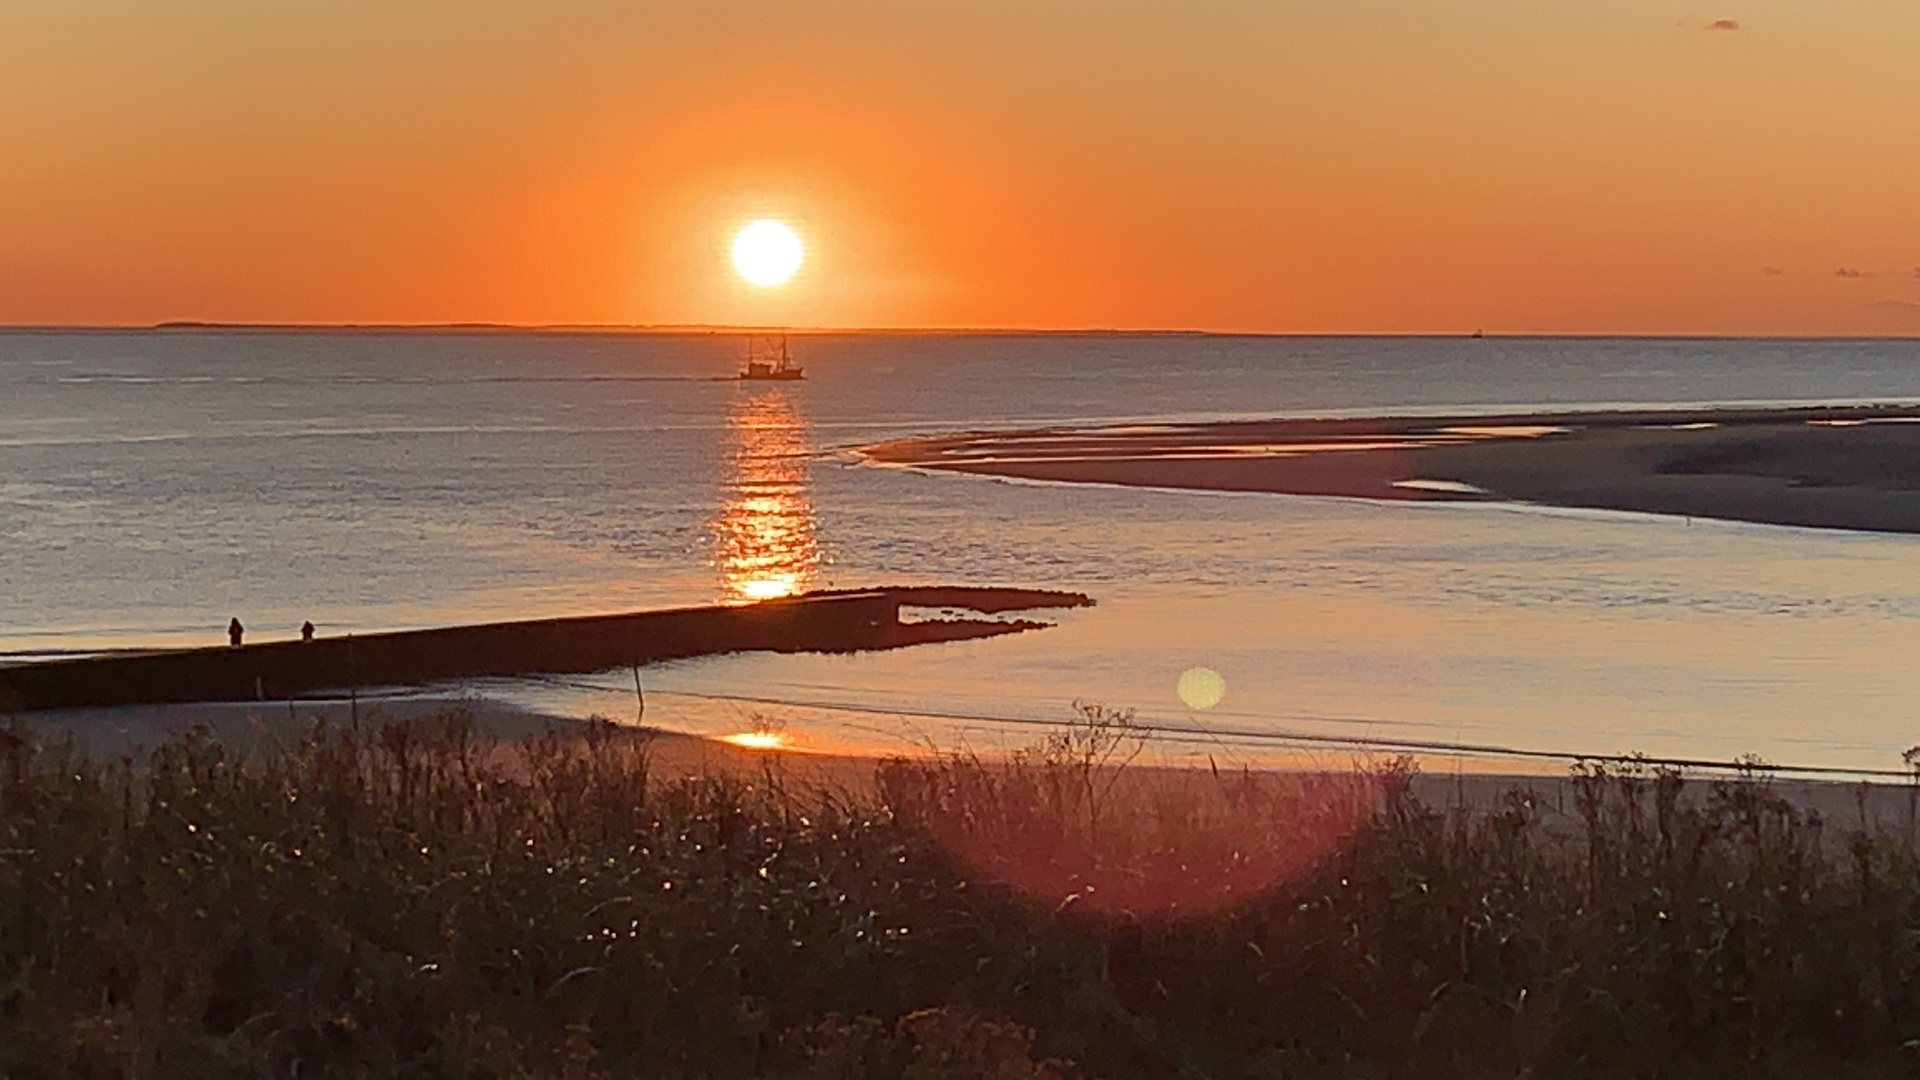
[5,706,1920,1077]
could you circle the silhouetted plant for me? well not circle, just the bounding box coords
[7,709,1920,1077]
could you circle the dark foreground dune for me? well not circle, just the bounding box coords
[13,705,1920,1076]
[863,404,1920,533]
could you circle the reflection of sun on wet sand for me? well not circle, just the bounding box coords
[862,404,1920,534]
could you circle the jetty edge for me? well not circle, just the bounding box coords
[0,586,1093,712]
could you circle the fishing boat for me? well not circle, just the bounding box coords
[739,334,805,381]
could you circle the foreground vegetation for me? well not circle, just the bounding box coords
[6,707,1920,1078]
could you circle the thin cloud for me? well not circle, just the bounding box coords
[1706,18,1741,30]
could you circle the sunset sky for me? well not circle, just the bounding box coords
[3,1,1917,333]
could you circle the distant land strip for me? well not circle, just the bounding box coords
[860,405,1920,535]
[9,325,1915,339]
[0,323,1224,336]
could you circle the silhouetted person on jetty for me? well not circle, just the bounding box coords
[301,620,315,642]
[228,617,244,647]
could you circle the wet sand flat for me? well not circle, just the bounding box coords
[861,405,1920,534]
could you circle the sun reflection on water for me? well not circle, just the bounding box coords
[714,386,820,603]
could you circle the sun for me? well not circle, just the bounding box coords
[731,220,803,287]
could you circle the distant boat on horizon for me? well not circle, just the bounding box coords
[739,334,805,381]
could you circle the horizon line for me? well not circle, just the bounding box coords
[0,321,1915,341]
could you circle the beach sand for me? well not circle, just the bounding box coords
[6,695,881,792]
[861,404,1920,534]
[12,696,1914,830]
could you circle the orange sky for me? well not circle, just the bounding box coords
[3,1,1917,333]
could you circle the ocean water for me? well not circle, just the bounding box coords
[7,330,1920,774]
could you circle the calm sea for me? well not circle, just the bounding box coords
[7,330,1920,773]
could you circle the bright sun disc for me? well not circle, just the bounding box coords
[732,220,803,286]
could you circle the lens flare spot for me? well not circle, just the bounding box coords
[1177,666,1226,710]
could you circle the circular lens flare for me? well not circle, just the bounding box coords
[1177,667,1226,710]
[732,220,803,286]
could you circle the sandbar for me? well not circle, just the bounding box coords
[861,405,1920,534]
